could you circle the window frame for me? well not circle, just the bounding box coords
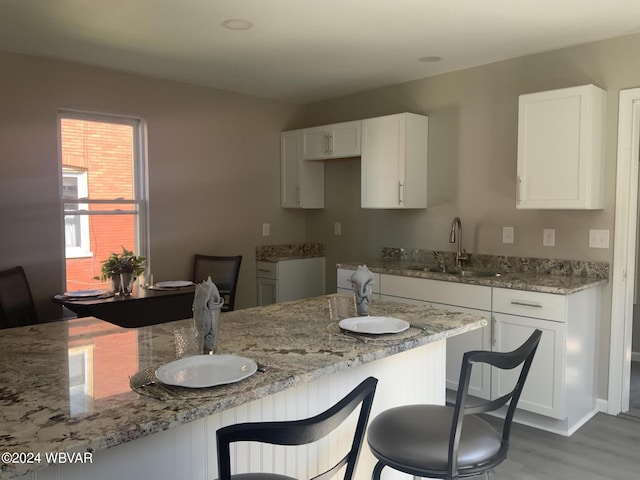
[57,109,150,284]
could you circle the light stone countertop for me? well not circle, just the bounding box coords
[0,295,486,479]
[337,260,608,295]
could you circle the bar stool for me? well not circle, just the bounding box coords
[367,330,542,480]
[217,376,378,480]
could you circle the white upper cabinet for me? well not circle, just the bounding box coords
[281,130,324,209]
[516,84,606,209]
[301,121,361,160]
[361,112,429,209]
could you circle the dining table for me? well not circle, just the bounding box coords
[52,282,197,327]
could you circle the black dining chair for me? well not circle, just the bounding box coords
[217,376,378,480]
[367,329,542,480]
[0,266,39,329]
[192,254,242,311]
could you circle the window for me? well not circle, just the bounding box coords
[58,110,148,292]
[63,167,90,257]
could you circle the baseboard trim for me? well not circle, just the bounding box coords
[597,397,608,413]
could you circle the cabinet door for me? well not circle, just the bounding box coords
[281,130,324,208]
[492,313,566,419]
[257,277,278,306]
[329,121,361,158]
[281,131,301,208]
[361,113,428,209]
[361,114,404,208]
[301,121,361,160]
[301,127,329,160]
[516,84,605,209]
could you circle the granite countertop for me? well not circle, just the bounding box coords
[256,242,325,262]
[337,259,608,295]
[0,295,485,479]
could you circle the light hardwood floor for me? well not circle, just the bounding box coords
[487,413,640,479]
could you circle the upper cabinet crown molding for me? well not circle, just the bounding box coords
[516,84,606,210]
[301,120,361,160]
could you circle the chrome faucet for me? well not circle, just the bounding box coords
[449,217,469,267]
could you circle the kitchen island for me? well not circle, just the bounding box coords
[0,295,486,480]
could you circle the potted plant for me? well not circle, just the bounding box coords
[96,247,146,294]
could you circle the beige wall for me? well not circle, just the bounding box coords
[0,51,306,318]
[299,32,640,400]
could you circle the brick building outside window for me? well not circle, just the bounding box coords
[59,111,148,292]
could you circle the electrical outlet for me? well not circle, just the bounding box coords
[589,229,609,249]
[502,227,514,244]
[334,222,341,236]
[262,223,270,236]
[543,229,555,247]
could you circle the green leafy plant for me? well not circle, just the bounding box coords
[96,247,146,281]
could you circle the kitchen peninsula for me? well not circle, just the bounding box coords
[0,295,486,480]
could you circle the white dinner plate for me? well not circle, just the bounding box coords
[64,289,109,298]
[339,316,410,335]
[155,354,258,388]
[154,280,194,288]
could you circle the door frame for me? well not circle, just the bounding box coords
[609,87,640,414]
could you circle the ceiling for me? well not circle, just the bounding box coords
[2,0,640,104]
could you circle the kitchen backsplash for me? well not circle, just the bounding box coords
[382,247,609,279]
[256,243,325,261]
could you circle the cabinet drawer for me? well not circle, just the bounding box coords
[256,261,278,279]
[380,274,491,311]
[492,288,566,322]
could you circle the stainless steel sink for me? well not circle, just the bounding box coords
[408,266,501,277]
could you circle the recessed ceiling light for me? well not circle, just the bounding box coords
[419,56,442,63]
[222,18,253,30]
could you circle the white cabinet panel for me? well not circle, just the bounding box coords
[258,258,326,305]
[517,84,605,209]
[492,287,566,322]
[380,274,491,311]
[492,312,566,419]
[281,130,324,208]
[301,121,361,160]
[361,113,428,209]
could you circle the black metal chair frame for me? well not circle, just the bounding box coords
[369,329,542,480]
[0,266,38,329]
[217,376,378,480]
[192,254,242,311]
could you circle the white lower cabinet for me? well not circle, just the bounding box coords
[491,287,599,434]
[492,312,565,419]
[351,270,601,435]
[257,258,326,305]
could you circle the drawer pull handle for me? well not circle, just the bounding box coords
[510,300,543,308]
[257,269,272,273]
